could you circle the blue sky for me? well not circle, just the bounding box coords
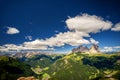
[0,0,120,53]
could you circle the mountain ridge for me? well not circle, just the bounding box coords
[72,44,100,54]
[44,52,120,80]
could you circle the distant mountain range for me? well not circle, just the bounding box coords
[0,51,57,58]
[0,45,120,80]
[72,44,100,54]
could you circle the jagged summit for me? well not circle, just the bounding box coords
[72,45,89,53]
[89,44,100,53]
[72,44,100,54]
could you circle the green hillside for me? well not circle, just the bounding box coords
[42,53,120,80]
[1,52,120,80]
[21,54,64,68]
[0,56,34,80]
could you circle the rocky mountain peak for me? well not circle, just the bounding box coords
[72,44,100,54]
[72,45,89,53]
[89,44,100,53]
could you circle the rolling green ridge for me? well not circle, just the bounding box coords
[0,56,34,80]
[20,54,64,68]
[0,53,120,80]
[43,53,120,80]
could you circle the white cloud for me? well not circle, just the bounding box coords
[111,23,120,31]
[0,44,54,52]
[6,27,20,34]
[0,31,91,52]
[66,14,113,33]
[104,46,112,49]
[101,46,120,52]
[1,13,118,52]
[25,36,32,40]
[113,46,120,49]
[101,47,113,52]
[0,31,90,51]
[90,38,99,44]
[23,31,90,47]
[49,31,90,46]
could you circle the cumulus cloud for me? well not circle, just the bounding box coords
[6,27,20,34]
[23,31,90,47]
[113,46,120,49]
[0,31,90,52]
[1,13,117,52]
[111,23,120,31]
[102,46,113,52]
[0,44,54,52]
[66,14,113,33]
[90,38,99,44]
[25,36,32,40]
[101,46,120,52]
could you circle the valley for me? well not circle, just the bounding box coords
[0,50,120,80]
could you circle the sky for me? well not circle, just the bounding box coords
[0,0,120,53]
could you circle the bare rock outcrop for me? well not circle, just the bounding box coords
[72,45,89,53]
[89,44,100,54]
[72,44,100,54]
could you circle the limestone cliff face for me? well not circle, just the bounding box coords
[72,45,89,53]
[72,44,100,54]
[89,44,100,53]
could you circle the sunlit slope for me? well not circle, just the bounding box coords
[45,52,120,80]
[20,54,64,68]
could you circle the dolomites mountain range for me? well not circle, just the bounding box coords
[72,44,100,53]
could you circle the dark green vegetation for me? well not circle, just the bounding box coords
[44,53,101,80]
[43,53,120,80]
[0,53,120,80]
[82,54,120,70]
[0,56,34,80]
[19,54,64,68]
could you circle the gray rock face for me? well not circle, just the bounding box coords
[72,45,89,53]
[72,44,100,54]
[89,44,100,53]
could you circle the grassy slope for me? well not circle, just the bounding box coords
[0,56,34,80]
[44,52,120,80]
[21,54,64,68]
[2,53,119,80]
